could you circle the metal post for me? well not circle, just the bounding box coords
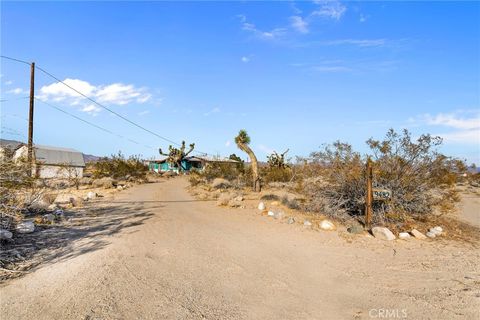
[365,158,373,229]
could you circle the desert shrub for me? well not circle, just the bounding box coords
[0,157,42,230]
[188,174,203,187]
[197,162,242,182]
[301,129,461,224]
[262,166,293,183]
[281,195,301,210]
[301,141,365,221]
[92,152,148,179]
[260,194,280,201]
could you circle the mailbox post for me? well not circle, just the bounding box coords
[365,158,373,229]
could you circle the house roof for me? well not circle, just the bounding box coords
[147,156,239,164]
[188,156,239,163]
[33,145,85,167]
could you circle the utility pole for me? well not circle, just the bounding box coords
[27,62,35,176]
[365,158,373,229]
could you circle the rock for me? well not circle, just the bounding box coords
[271,201,280,206]
[258,202,266,211]
[117,185,124,191]
[28,199,50,211]
[54,193,74,204]
[410,229,427,239]
[319,220,336,231]
[399,232,411,240]
[86,191,97,200]
[211,178,231,189]
[347,225,364,234]
[42,214,55,223]
[303,220,312,227]
[274,211,284,219]
[0,229,13,240]
[233,195,244,202]
[54,209,64,216]
[287,217,295,224]
[28,194,54,211]
[47,203,59,211]
[79,177,92,185]
[16,221,35,234]
[429,226,443,236]
[372,227,396,241]
[426,231,436,238]
[267,211,275,217]
[92,177,116,189]
[54,193,83,207]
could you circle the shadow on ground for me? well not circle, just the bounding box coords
[0,201,158,283]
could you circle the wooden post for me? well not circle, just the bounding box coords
[365,158,373,229]
[27,62,35,176]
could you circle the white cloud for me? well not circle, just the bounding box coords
[359,14,368,23]
[415,111,480,145]
[225,140,231,147]
[321,39,387,47]
[313,65,352,72]
[6,87,28,95]
[38,78,153,114]
[439,130,480,144]
[239,15,286,40]
[204,107,221,116]
[81,104,101,115]
[312,0,347,20]
[138,110,150,116]
[290,16,309,34]
[4,80,13,85]
[424,112,480,130]
[96,83,150,105]
[241,56,250,63]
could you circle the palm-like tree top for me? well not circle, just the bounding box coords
[235,130,251,145]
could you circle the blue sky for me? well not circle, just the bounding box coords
[1,1,479,163]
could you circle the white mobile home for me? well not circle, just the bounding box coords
[13,145,86,179]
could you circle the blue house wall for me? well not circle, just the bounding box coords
[149,160,197,173]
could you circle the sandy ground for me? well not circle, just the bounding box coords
[1,178,479,319]
[457,192,480,228]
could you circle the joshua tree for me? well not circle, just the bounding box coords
[235,130,261,192]
[267,149,290,169]
[159,141,195,172]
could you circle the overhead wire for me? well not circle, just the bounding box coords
[35,98,156,151]
[1,55,213,157]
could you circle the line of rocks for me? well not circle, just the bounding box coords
[371,226,443,241]
[257,201,444,241]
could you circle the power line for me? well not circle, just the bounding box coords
[1,55,214,157]
[35,65,182,147]
[0,55,30,66]
[35,98,156,151]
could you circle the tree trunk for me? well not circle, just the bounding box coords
[240,144,261,192]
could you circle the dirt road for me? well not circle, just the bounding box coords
[1,178,479,319]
